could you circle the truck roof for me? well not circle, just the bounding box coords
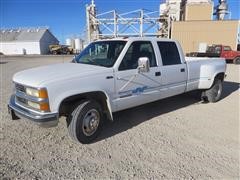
[95,37,176,42]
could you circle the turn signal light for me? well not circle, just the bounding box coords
[40,102,50,112]
[39,89,48,99]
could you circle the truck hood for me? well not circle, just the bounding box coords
[13,63,111,87]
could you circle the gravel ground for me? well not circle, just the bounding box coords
[0,56,239,179]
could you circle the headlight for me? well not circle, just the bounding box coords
[15,84,50,112]
[27,101,41,109]
[26,87,48,98]
[25,87,49,112]
[27,101,50,112]
[26,88,39,97]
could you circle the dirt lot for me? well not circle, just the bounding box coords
[0,56,239,179]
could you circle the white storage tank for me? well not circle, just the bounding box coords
[66,38,75,49]
[66,38,71,46]
[74,38,80,50]
[75,38,83,51]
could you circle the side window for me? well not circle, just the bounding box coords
[157,42,181,66]
[223,46,231,51]
[119,41,156,71]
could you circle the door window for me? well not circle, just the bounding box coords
[157,42,181,66]
[119,41,156,71]
[223,46,231,51]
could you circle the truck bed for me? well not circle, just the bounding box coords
[185,57,226,92]
[187,52,220,58]
[185,57,225,62]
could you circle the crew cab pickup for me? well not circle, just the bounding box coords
[8,37,226,143]
[188,44,240,64]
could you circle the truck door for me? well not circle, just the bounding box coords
[222,46,234,60]
[157,41,187,98]
[114,41,162,111]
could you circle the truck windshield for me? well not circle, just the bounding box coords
[74,41,126,67]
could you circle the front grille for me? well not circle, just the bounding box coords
[15,83,25,93]
[16,96,27,105]
[15,83,27,107]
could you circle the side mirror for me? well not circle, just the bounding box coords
[138,57,150,73]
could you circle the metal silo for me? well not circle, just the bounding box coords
[66,38,75,49]
[75,38,82,50]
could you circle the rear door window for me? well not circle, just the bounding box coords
[157,42,181,66]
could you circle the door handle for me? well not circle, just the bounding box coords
[180,68,185,72]
[155,72,161,76]
[106,76,113,79]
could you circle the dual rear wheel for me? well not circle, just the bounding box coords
[201,78,223,103]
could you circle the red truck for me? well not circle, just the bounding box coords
[188,44,240,64]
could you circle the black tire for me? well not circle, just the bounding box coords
[67,100,103,144]
[202,79,223,103]
[233,57,240,64]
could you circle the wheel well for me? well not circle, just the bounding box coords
[59,91,109,118]
[215,72,225,81]
[233,56,240,61]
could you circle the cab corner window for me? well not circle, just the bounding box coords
[119,41,156,71]
[157,42,181,66]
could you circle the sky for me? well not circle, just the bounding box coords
[1,0,240,43]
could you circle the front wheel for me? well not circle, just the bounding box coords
[67,100,103,144]
[202,79,223,103]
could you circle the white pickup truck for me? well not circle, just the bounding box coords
[8,37,226,143]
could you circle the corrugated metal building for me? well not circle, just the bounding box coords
[171,20,240,53]
[0,28,59,55]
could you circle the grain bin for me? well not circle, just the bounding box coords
[75,38,83,51]
[66,38,75,49]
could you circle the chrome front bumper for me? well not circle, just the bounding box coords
[8,95,59,127]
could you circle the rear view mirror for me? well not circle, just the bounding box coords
[138,57,150,73]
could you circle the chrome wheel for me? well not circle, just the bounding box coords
[82,109,100,136]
